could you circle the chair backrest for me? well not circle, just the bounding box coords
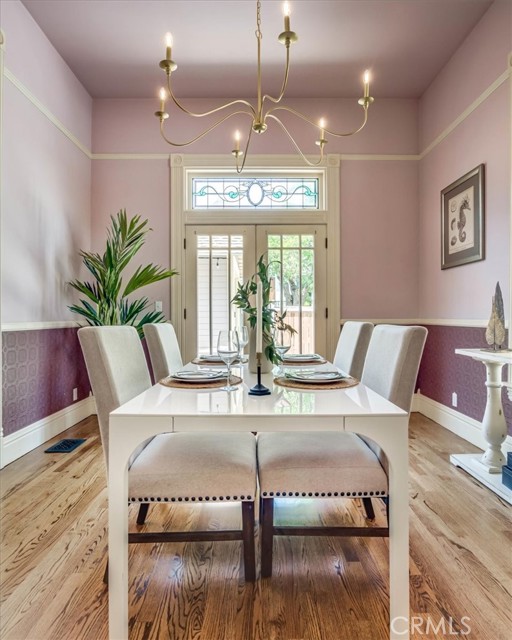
[78,326,152,465]
[333,321,374,379]
[143,322,183,380]
[361,324,427,413]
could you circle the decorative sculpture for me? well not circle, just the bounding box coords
[485,282,506,350]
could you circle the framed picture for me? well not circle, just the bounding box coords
[441,164,485,269]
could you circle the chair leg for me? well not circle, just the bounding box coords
[136,502,150,525]
[260,497,274,578]
[241,501,256,582]
[362,497,375,521]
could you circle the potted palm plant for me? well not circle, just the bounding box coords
[68,209,177,337]
[232,254,295,371]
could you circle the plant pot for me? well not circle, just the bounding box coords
[248,329,273,373]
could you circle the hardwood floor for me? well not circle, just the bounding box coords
[1,414,510,639]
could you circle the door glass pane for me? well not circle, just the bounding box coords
[266,234,315,354]
[196,234,244,355]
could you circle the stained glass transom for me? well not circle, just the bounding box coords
[192,177,319,210]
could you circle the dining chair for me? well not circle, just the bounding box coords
[257,324,427,577]
[78,325,257,582]
[143,322,183,381]
[333,320,374,379]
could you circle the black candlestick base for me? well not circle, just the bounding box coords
[249,359,271,396]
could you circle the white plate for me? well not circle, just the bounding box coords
[172,370,224,381]
[283,353,323,362]
[285,371,344,384]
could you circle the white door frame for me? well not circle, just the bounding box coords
[170,153,341,359]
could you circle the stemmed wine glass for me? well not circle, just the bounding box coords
[273,327,291,376]
[238,326,249,363]
[217,330,240,391]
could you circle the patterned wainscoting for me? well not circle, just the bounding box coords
[2,328,90,437]
[417,324,511,436]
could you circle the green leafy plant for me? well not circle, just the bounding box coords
[68,209,177,337]
[232,254,296,364]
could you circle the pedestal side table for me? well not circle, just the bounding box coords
[451,348,512,504]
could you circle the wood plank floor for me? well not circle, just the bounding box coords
[1,414,511,640]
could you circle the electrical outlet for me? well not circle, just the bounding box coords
[155,300,163,312]
[452,392,457,408]
[73,388,78,402]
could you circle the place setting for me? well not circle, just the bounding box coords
[274,367,359,390]
[161,329,243,390]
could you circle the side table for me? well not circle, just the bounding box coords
[451,348,512,504]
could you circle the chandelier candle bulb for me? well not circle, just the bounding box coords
[319,118,325,138]
[283,2,291,31]
[165,32,173,61]
[256,282,263,354]
[364,70,370,98]
[159,87,166,112]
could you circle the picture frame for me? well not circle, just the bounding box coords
[441,164,485,269]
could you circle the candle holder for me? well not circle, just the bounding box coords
[249,353,271,396]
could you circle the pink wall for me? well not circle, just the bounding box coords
[340,160,419,318]
[418,1,511,320]
[1,1,93,324]
[90,160,172,318]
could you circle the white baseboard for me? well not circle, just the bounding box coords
[413,393,512,454]
[1,397,96,468]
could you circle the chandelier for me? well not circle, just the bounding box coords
[155,0,374,173]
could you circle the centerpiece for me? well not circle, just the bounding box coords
[232,254,296,373]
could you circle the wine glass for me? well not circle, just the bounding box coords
[238,326,249,363]
[273,327,291,376]
[217,330,240,391]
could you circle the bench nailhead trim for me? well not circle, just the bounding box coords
[129,494,253,502]
[259,490,388,498]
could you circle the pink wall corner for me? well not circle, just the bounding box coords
[2,0,92,147]
[418,80,510,320]
[92,97,418,156]
[419,0,511,151]
[91,160,173,319]
[340,160,419,319]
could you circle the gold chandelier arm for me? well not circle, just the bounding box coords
[265,114,325,166]
[266,103,369,137]
[159,109,254,147]
[166,75,256,119]
[262,44,291,106]
[235,126,255,174]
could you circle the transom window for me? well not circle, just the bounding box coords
[191,177,319,210]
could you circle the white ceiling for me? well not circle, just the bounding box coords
[21,0,494,100]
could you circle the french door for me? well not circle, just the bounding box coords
[183,224,327,363]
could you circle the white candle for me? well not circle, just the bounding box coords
[363,69,370,98]
[256,282,263,354]
[165,32,173,61]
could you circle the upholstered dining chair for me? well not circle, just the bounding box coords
[78,325,256,581]
[257,324,427,577]
[143,322,183,381]
[333,320,374,379]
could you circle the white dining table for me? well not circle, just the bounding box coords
[108,364,411,639]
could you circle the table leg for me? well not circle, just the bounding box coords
[387,427,411,640]
[479,361,507,472]
[345,416,410,640]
